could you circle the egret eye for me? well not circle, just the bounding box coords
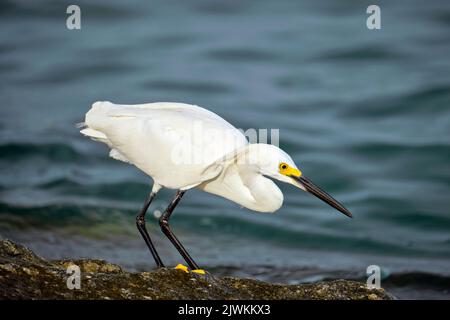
[279,163,288,170]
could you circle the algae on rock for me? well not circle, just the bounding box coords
[0,239,393,300]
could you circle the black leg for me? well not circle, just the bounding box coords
[159,190,200,270]
[136,190,164,268]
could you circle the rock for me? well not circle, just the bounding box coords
[0,239,394,300]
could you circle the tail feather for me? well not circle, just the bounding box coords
[80,128,108,140]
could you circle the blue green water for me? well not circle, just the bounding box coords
[1,0,450,299]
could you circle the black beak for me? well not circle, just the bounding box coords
[292,175,353,218]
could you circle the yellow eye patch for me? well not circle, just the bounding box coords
[279,162,302,177]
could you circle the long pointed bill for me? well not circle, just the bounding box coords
[292,175,353,218]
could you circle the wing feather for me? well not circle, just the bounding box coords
[80,101,247,189]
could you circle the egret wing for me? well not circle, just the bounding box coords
[83,101,248,189]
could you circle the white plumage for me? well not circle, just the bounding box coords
[81,101,300,212]
[80,101,352,271]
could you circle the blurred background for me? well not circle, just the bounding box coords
[1,0,449,299]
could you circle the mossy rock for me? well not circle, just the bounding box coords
[0,239,393,300]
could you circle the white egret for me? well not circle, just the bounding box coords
[80,101,352,273]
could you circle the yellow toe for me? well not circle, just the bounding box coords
[174,264,189,273]
[191,269,206,275]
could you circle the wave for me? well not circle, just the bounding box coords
[246,267,450,291]
[1,201,446,259]
[0,202,137,239]
[350,142,450,160]
[0,142,109,164]
[0,1,141,20]
[141,79,232,94]
[343,85,450,119]
[383,271,450,290]
[0,202,130,226]
[9,175,449,234]
[318,45,404,61]
[37,179,149,202]
[0,142,83,162]
[206,48,280,63]
[30,61,138,85]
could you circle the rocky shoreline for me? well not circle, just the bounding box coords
[0,239,393,300]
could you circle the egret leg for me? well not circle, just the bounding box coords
[136,191,164,268]
[159,190,200,270]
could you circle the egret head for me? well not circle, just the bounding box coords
[253,144,352,218]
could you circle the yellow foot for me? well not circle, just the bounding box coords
[191,269,206,275]
[174,264,207,275]
[174,264,189,273]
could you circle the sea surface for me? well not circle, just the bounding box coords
[1,0,450,299]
